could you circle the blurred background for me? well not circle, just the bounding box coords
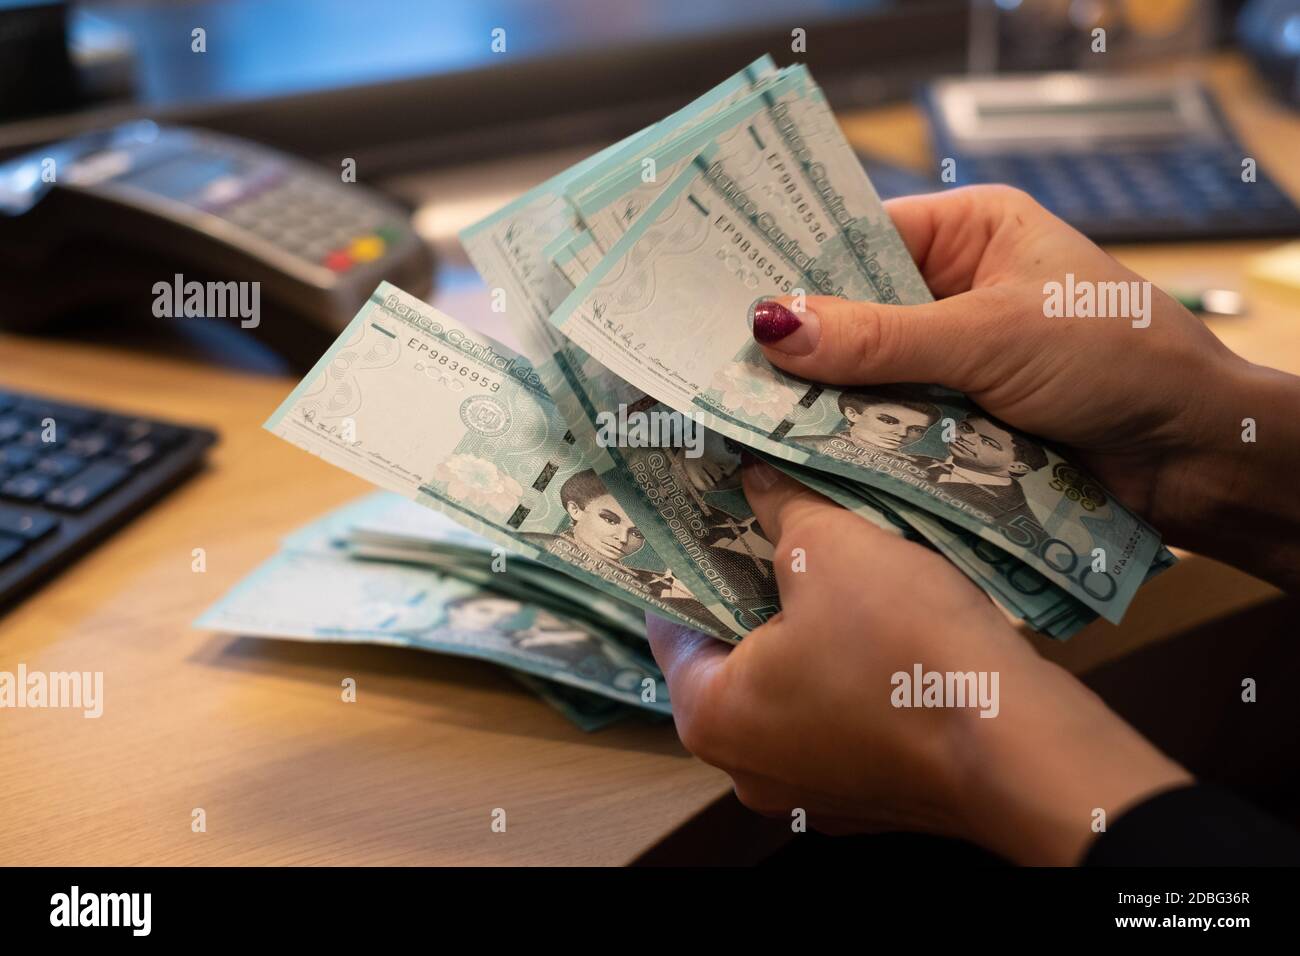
[1,0,1298,366]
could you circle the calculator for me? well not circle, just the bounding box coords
[0,121,434,367]
[920,74,1300,244]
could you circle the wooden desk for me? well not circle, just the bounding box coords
[0,334,733,865]
[1,54,1296,866]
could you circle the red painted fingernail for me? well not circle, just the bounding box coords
[750,301,802,344]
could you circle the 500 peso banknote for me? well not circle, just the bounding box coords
[264,281,752,640]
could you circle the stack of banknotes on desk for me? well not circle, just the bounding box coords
[197,492,670,730]
[201,56,1176,727]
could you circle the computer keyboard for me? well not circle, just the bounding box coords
[0,388,216,609]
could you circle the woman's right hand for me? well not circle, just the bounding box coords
[750,185,1300,589]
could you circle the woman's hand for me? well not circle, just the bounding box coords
[648,460,1192,865]
[751,185,1300,590]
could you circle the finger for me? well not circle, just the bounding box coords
[739,457,839,547]
[644,613,730,703]
[645,613,736,759]
[884,185,1043,298]
[749,286,1026,394]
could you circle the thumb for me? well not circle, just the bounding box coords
[749,290,1023,392]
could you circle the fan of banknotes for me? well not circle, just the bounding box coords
[201,56,1177,727]
[197,493,670,730]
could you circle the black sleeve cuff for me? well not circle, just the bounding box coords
[1083,783,1300,866]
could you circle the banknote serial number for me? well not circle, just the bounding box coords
[711,214,798,293]
[406,340,502,392]
[764,154,832,243]
[1109,526,1143,579]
